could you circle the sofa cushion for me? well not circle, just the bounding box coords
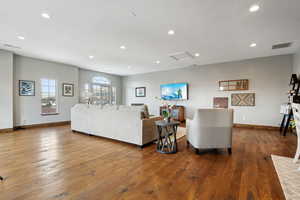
[101,104,118,110]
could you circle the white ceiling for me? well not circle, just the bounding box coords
[1,0,300,76]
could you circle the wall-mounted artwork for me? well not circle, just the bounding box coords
[219,79,249,91]
[213,97,228,108]
[231,93,255,106]
[135,87,146,97]
[62,83,74,97]
[19,80,35,96]
[160,83,188,100]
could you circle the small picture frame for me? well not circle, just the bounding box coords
[19,80,35,96]
[135,87,146,97]
[213,97,229,108]
[62,83,74,97]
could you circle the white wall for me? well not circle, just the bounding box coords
[122,55,292,127]
[14,55,79,126]
[0,50,292,127]
[79,69,123,105]
[293,48,300,75]
[12,55,123,126]
[0,50,13,129]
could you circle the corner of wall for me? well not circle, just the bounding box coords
[0,50,14,129]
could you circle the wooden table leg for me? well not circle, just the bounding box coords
[172,125,178,152]
[156,126,163,152]
[283,111,293,136]
[155,121,180,154]
[279,114,286,134]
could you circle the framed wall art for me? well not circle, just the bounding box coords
[219,79,249,91]
[231,93,255,106]
[135,87,146,97]
[62,83,74,97]
[213,97,229,108]
[19,80,35,96]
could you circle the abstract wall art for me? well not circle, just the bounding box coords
[231,93,255,106]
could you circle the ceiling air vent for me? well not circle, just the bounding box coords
[169,51,194,61]
[272,42,292,49]
[2,43,21,49]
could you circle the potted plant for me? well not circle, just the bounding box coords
[162,106,172,122]
[155,97,177,122]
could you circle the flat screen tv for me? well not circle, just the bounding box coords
[160,83,188,100]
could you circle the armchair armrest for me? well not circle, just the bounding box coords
[142,116,162,145]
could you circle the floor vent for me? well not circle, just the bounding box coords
[169,51,194,61]
[272,42,292,49]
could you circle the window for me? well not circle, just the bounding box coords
[92,76,110,85]
[101,85,110,105]
[92,84,101,98]
[84,83,89,93]
[92,84,111,105]
[41,79,58,115]
[80,83,90,103]
[81,76,117,105]
[112,87,117,105]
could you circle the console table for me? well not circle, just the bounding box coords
[155,120,180,154]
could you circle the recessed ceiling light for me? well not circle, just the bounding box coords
[17,36,25,40]
[120,45,126,50]
[41,12,51,19]
[249,4,260,12]
[89,55,94,59]
[168,30,175,35]
[195,53,200,57]
[250,43,257,47]
[155,60,160,64]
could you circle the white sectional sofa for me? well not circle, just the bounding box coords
[71,104,161,146]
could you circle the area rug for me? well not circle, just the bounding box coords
[271,155,300,200]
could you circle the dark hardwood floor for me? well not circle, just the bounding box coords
[0,125,297,200]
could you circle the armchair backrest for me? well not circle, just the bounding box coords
[192,109,234,127]
[187,108,234,149]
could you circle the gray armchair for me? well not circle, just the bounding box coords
[186,109,234,154]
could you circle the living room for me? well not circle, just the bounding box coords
[1,1,300,199]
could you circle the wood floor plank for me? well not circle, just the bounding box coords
[0,125,296,200]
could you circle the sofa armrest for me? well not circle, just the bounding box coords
[142,116,162,145]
